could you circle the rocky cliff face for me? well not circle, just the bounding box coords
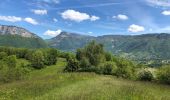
[0,25,38,38]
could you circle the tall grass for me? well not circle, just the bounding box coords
[0,58,170,100]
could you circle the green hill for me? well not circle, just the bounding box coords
[0,35,47,48]
[48,33,170,64]
[0,25,47,48]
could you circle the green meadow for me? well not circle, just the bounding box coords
[0,58,170,100]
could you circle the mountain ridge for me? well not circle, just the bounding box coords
[48,32,170,63]
[0,25,39,38]
[0,25,47,48]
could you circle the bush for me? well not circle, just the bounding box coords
[31,50,45,69]
[115,59,135,79]
[3,55,17,68]
[105,52,112,61]
[102,62,117,75]
[0,58,29,83]
[44,49,58,65]
[138,69,153,81]
[0,52,7,60]
[65,57,79,72]
[79,57,91,71]
[157,66,170,84]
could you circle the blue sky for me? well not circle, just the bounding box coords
[0,0,170,39]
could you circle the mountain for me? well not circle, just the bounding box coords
[0,25,47,48]
[48,32,95,51]
[48,32,170,63]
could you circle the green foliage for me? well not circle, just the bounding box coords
[103,62,117,75]
[1,59,170,100]
[0,35,47,48]
[138,69,153,81]
[157,66,170,84]
[0,52,7,59]
[79,57,91,71]
[74,41,137,79]
[105,52,112,61]
[76,48,85,61]
[65,53,75,61]
[31,50,45,69]
[4,55,17,68]
[76,41,106,67]
[115,59,136,79]
[85,41,105,66]
[43,49,58,65]
[65,57,79,72]
[0,57,30,83]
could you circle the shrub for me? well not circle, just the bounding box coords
[102,62,117,75]
[78,41,106,66]
[31,50,45,69]
[138,69,153,81]
[115,59,135,79]
[79,57,91,71]
[44,49,58,65]
[105,52,112,61]
[65,57,79,72]
[157,66,170,84]
[0,58,29,83]
[0,52,7,60]
[4,55,17,68]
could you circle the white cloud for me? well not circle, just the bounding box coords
[128,24,145,33]
[113,14,128,20]
[0,15,39,25]
[37,0,60,4]
[24,17,38,25]
[146,0,170,7]
[61,9,100,22]
[88,32,93,34]
[61,9,90,22]
[90,16,100,21]
[162,10,170,15]
[0,16,22,22]
[43,0,60,4]
[32,9,47,15]
[53,18,58,22]
[44,29,62,37]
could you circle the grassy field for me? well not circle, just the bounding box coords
[0,58,170,100]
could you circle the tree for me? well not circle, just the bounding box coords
[115,59,135,79]
[4,55,17,68]
[44,49,58,65]
[76,41,106,67]
[103,62,117,75]
[79,57,91,71]
[0,55,29,83]
[105,52,112,61]
[31,50,45,69]
[76,48,85,61]
[65,57,79,72]
[157,66,170,84]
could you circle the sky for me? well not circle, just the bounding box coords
[0,0,170,39]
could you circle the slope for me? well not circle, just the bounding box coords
[0,58,170,100]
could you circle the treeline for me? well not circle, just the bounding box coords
[64,41,170,85]
[0,46,59,83]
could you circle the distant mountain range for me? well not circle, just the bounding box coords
[0,25,47,48]
[48,32,170,61]
[1,25,170,62]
